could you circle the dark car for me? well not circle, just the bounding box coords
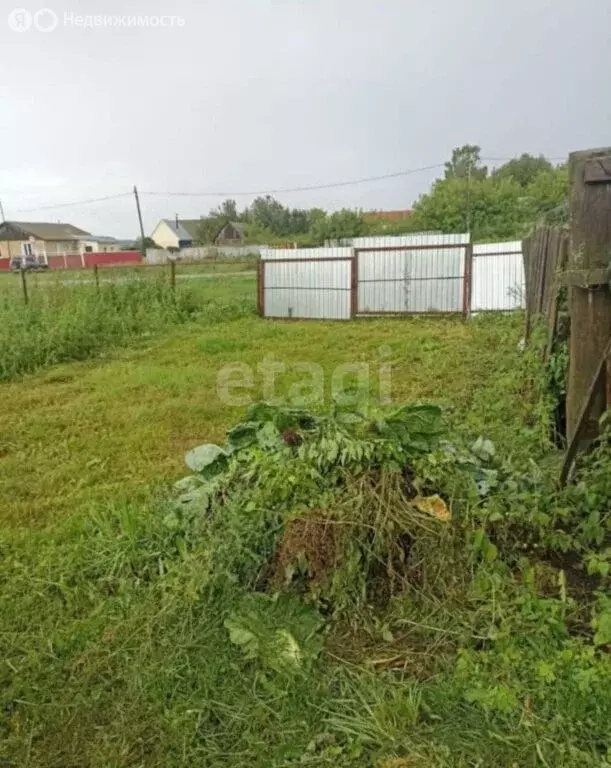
[10,255,48,271]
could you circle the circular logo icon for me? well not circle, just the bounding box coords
[7,8,32,31]
[34,8,57,32]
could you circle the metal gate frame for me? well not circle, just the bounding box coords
[257,242,509,320]
[258,256,357,320]
[354,243,474,317]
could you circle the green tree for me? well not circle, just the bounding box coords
[250,196,291,235]
[130,236,157,251]
[411,177,525,240]
[310,209,368,242]
[523,165,569,224]
[444,144,487,180]
[218,199,238,221]
[493,154,554,187]
[196,214,228,244]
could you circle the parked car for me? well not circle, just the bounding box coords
[10,255,48,271]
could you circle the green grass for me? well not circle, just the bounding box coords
[0,310,538,530]
[0,256,257,284]
[1,296,609,767]
[0,273,255,382]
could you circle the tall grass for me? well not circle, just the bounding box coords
[0,273,255,381]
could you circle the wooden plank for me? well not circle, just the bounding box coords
[566,147,611,443]
[522,234,531,330]
[560,336,611,486]
[557,267,610,287]
[539,228,548,313]
[546,229,561,310]
[523,232,535,340]
[584,155,611,184]
[544,283,559,363]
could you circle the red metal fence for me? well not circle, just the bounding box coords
[0,251,142,271]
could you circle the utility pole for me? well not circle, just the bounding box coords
[0,201,11,262]
[133,185,146,261]
[466,160,472,235]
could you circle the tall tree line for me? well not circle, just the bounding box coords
[195,146,568,245]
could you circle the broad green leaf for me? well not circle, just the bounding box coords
[226,422,258,449]
[184,443,228,473]
[593,610,611,646]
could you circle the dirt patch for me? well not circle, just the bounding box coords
[271,511,343,590]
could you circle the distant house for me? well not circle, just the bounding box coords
[150,218,246,249]
[150,219,201,250]
[0,221,86,261]
[0,221,130,262]
[78,235,133,253]
[215,221,245,245]
[363,209,413,223]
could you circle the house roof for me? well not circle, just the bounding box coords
[158,218,201,241]
[79,235,124,244]
[363,210,413,222]
[223,221,245,236]
[0,221,91,241]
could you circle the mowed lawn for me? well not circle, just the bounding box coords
[0,298,530,530]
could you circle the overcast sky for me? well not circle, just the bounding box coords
[0,0,609,238]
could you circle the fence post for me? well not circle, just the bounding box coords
[350,251,358,318]
[169,259,176,290]
[258,260,266,317]
[256,260,262,315]
[566,147,611,445]
[462,242,473,318]
[93,264,99,292]
[20,268,28,305]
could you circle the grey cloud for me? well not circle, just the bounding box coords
[0,0,609,237]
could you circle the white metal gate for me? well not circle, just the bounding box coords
[259,257,354,320]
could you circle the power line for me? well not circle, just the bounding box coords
[10,192,132,215]
[482,155,566,162]
[140,163,447,198]
[3,154,569,213]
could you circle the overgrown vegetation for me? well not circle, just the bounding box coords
[1,312,609,767]
[0,272,255,381]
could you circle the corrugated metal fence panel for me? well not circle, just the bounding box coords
[352,233,470,249]
[357,244,466,314]
[473,241,522,256]
[263,259,352,319]
[260,247,353,261]
[146,248,170,264]
[472,241,525,311]
[181,245,264,260]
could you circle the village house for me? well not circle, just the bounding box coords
[0,221,127,263]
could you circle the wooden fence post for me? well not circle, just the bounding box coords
[169,259,176,290]
[93,264,99,292]
[566,147,611,444]
[20,268,28,305]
